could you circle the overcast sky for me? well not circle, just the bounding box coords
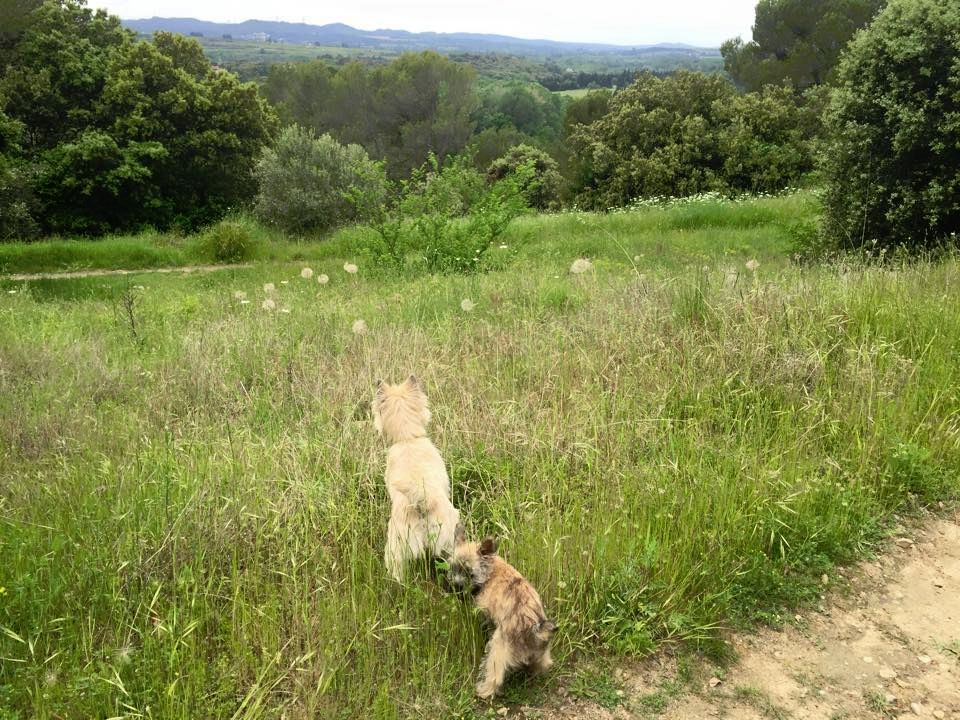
[97,0,758,47]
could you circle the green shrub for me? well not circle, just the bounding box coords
[568,71,817,210]
[820,0,960,250]
[353,154,529,275]
[253,125,387,235]
[487,144,563,210]
[199,219,256,263]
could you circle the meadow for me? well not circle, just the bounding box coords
[1,192,958,719]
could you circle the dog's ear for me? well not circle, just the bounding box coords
[405,374,419,390]
[454,522,466,546]
[479,537,497,556]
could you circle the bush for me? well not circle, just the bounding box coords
[820,0,960,251]
[253,125,387,235]
[199,219,257,263]
[487,144,562,210]
[354,154,529,275]
[568,71,817,210]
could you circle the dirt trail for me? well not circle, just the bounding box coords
[529,512,960,720]
[2,263,251,281]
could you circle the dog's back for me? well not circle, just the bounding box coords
[476,556,554,653]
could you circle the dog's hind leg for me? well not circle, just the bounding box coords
[476,629,513,699]
[529,647,553,675]
[385,495,429,581]
[384,515,407,581]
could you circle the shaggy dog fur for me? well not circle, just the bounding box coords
[448,525,556,699]
[372,375,461,581]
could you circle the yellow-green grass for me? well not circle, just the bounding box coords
[1,194,957,718]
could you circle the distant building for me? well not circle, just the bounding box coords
[241,32,270,42]
[189,31,203,37]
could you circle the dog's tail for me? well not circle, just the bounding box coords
[533,619,557,643]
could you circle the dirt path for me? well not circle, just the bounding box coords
[524,512,960,720]
[2,263,252,281]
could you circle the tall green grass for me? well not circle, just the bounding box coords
[0,194,957,719]
[0,192,813,277]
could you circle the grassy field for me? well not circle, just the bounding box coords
[1,193,958,718]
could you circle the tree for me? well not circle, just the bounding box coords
[0,108,38,239]
[721,0,886,91]
[1,3,277,235]
[253,125,387,235]
[0,0,132,152]
[820,0,960,250]
[262,52,478,179]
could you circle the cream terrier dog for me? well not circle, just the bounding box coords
[372,375,461,581]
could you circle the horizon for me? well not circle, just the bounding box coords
[98,0,757,47]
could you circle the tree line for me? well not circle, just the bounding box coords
[1,0,957,252]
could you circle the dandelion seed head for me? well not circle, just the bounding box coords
[300,267,314,279]
[263,283,275,293]
[317,274,329,285]
[234,290,247,300]
[460,298,476,312]
[745,259,760,272]
[351,318,367,334]
[114,644,134,666]
[570,258,593,274]
[343,263,358,274]
[44,670,58,687]
[261,298,276,311]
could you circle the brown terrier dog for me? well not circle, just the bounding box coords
[447,524,556,699]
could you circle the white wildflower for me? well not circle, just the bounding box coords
[317,273,329,285]
[343,262,358,274]
[263,283,275,293]
[280,280,289,285]
[261,298,276,311]
[499,244,509,249]
[570,258,593,274]
[351,318,367,334]
[300,267,314,279]
[239,299,251,305]
[280,306,291,314]
[460,298,476,312]
[745,259,760,272]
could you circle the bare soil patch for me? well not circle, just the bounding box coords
[504,512,960,720]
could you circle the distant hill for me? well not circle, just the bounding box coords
[122,17,719,57]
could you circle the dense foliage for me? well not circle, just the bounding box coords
[263,52,478,179]
[487,144,562,210]
[253,125,387,235]
[567,72,817,209]
[820,0,960,250]
[721,0,886,91]
[0,0,276,236]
